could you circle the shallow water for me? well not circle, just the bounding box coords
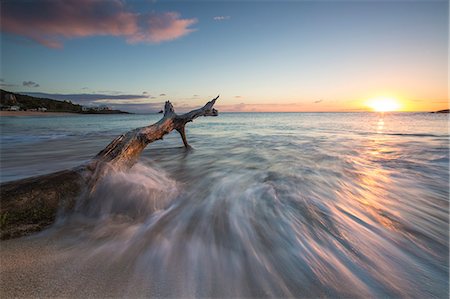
[1,112,449,297]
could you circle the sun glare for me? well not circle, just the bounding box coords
[367,97,400,112]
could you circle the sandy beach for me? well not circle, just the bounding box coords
[0,111,79,117]
[1,112,449,298]
[0,233,139,298]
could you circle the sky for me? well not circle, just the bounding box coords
[1,0,448,113]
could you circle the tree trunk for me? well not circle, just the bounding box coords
[0,97,219,239]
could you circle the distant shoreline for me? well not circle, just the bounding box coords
[0,111,79,117]
[1,110,448,117]
[1,111,132,117]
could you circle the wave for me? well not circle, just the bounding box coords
[3,112,448,297]
[385,133,448,137]
[0,133,73,144]
[41,154,448,298]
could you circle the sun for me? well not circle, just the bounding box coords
[367,97,400,112]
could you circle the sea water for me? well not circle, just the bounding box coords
[0,112,448,297]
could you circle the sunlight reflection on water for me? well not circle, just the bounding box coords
[1,112,449,297]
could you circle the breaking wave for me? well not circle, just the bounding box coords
[3,112,448,298]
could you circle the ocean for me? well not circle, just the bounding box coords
[0,112,448,297]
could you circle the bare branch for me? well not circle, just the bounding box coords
[0,95,220,239]
[92,95,219,169]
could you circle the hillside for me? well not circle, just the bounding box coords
[431,109,449,113]
[0,90,130,114]
[0,89,83,112]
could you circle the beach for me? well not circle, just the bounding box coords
[1,112,448,298]
[1,0,448,297]
[0,234,141,298]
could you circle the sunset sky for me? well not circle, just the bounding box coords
[1,0,448,112]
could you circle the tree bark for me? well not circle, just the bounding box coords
[0,96,219,239]
[90,96,218,170]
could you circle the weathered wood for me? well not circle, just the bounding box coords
[0,97,219,239]
[0,169,85,239]
[90,96,218,170]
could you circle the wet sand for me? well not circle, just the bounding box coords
[0,111,79,117]
[1,113,448,298]
[0,234,140,298]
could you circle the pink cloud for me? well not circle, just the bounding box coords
[1,0,197,48]
[128,12,197,43]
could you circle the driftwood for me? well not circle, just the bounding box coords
[0,97,219,239]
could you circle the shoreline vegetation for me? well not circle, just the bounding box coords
[0,110,132,117]
[431,109,449,113]
[0,111,79,117]
[0,89,131,115]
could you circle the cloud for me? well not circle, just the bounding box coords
[21,92,148,104]
[0,79,16,88]
[314,99,323,103]
[213,16,231,21]
[1,0,197,48]
[0,83,16,88]
[128,12,197,44]
[14,91,346,113]
[159,93,166,97]
[105,102,166,113]
[23,81,40,88]
[215,102,307,112]
[97,90,124,94]
[234,95,242,98]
